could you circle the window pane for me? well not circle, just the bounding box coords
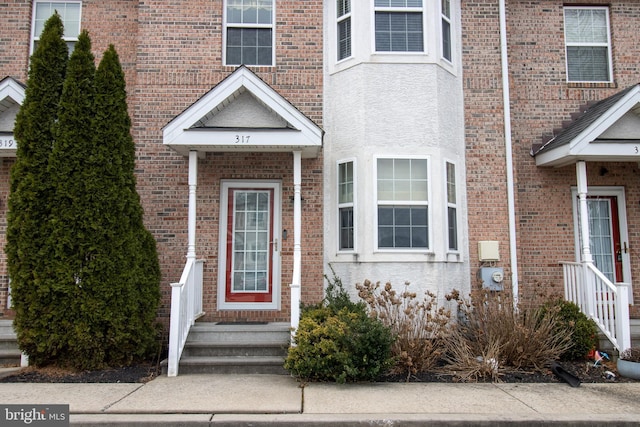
[378,206,428,249]
[227,0,273,24]
[448,207,458,250]
[442,20,451,61]
[227,28,273,65]
[446,162,456,203]
[338,18,351,60]
[338,162,353,203]
[339,207,354,250]
[375,0,422,6]
[375,12,423,52]
[337,0,351,17]
[567,46,609,81]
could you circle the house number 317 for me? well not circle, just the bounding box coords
[234,135,250,143]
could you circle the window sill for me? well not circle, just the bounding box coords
[567,82,617,89]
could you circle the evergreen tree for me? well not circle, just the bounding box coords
[6,13,68,366]
[88,45,160,366]
[46,30,100,368]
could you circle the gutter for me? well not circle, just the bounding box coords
[499,0,519,304]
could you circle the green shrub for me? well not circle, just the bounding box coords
[285,305,393,383]
[545,299,598,361]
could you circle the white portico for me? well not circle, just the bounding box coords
[163,66,322,376]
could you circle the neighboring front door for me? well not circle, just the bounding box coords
[573,187,632,301]
[218,181,281,310]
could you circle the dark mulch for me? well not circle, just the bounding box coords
[0,362,159,383]
[0,360,636,384]
[378,359,637,384]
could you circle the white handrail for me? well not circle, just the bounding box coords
[561,261,631,352]
[167,258,205,376]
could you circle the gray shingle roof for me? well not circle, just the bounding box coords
[532,84,640,156]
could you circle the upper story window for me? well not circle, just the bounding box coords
[32,1,82,54]
[441,0,452,61]
[225,0,274,66]
[563,6,612,83]
[374,0,424,53]
[338,160,355,251]
[376,158,429,250]
[337,0,352,61]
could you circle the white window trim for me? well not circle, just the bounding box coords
[444,159,459,254]
[222,0,276,67]
[440,0,452,63]
[337,158,357,253]
[337,0,353,63]
[563,6,613,84]
[30,0,83,56]
[373,155,432,253]
[371,0,427,55]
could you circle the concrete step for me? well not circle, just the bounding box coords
[598,318,640,356]
[186,322,290,343]
[162,322,291,375]
[171,355,288,375]
[182,340,288,358]
[0,321,20,367]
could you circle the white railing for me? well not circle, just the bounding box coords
[561,261,631,352]
[167,258,204,376]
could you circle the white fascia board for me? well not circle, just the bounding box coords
[0,78,25,105]
[568,86,640,153]
[163,67,322,149]
[534,144,572,167]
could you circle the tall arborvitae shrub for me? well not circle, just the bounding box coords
[46,30,99,368]
[90,45,160,366]
[6,13,68,366]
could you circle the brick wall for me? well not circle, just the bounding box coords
[464,0,640,316]
[0,0,325,324]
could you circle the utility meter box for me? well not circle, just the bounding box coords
[478,241,500,261]
[479,267,504,291]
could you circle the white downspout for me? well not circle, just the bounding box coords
[499,0,519,304]
[290,151,302,337]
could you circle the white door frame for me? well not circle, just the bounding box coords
[217,180,282,310]
[571,185,633,301]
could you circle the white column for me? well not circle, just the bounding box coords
[290,151,302,336]
[576,161,592,263]
[187,151,198,260]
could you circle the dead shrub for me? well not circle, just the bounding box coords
[442,288,572,382]
[356,280,452,380]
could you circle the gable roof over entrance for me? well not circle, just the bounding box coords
[163,66,323,158]
[532,84,640,167]
[0,76,26,157]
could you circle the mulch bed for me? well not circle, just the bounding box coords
[0,363,159,383]
[378,359,637,384]
[0,359,637,384]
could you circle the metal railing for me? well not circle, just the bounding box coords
[167,258,204,376]
[561,261,631,352]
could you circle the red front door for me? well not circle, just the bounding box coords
[219,181,281,309]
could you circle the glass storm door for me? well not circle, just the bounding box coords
[587,196,623,283]
[219,182,280,309]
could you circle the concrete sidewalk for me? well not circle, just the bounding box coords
[1,372,640,426]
